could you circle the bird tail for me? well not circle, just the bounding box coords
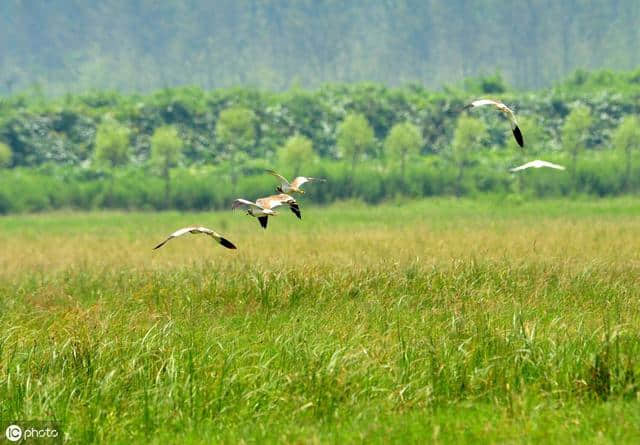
[258,216,269,229]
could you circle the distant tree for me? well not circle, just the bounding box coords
[337,113,375,178]
[94,119,131,168]
[278,134,314,175]
[384,122,423,180]
[216,107,256,192]
[151,125,184,208]
[464,73,507,94]
[0,142,12,168]
[562,105,592,188]
[452,116,487,197]
[612,115,640,192]
[93,119,130,205]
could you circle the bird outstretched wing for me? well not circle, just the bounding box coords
[232,199,264,211]
[510,160,566,172]
[466,99,502,109]
[466,98,523,147]
[153,226,236,250]
[266,169,290,186]
[539,160,565,170]
[290,176,326,189]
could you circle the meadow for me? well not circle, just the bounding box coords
[0,198,639,444]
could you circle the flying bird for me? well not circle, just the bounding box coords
[232,193,301,229]
[465,99,524,148]
[266,169,326,194]
[153,226,237,250]
[510,159,566,172]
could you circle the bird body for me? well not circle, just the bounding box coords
[232,193,301,229]
[266,169,326,194]
[153,226,236,250]
[465,99,524,148]
[510,159,565,172]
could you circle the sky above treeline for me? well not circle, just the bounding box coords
[1,0,638,94]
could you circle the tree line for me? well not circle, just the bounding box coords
[0,72,639,213]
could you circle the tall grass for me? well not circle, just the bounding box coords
[0,199,639,443]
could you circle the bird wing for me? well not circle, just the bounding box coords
[511,125,524,147]
[510,162,534,172]
[510,160,566,172]
[289,202,301,219]
[467,99,502,108]
[467,99,516,117]
[232,198,263,211]
[290,176,326,189]
[153,226,236,250]
[504,107,518,128]
[536,160,566,170]
[257,193,297,210]
[468,99,522,146]
[266,169,290,186]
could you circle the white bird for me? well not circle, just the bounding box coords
[465,99,524,148]
[510,159,566,172]
[232,193,301,229]
[266,169,326,194]
[153,226,236,250]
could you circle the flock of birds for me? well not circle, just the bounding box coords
[153,169,324,250]
[153,99,565,251]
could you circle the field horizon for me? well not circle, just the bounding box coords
[1,198,639,443]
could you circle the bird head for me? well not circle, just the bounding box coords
[275,186,284,193]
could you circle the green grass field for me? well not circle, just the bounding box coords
[1,198,639,444]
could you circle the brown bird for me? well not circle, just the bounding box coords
[464,99,524,148]
[232,193,301,229]
[266,169,326,194]
[153,226,236,250]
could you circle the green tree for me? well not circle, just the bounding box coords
[562,105,592,188]
[452,116,487,197]
[337,113,375,179]
[384,122,423,179]
[216,107,256,192]
[0,142,12,168]
[151,125,184,208]
[278,134,314,175]
[612,115,640,192]
[94,119,130,168]
[93,118,130,205]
